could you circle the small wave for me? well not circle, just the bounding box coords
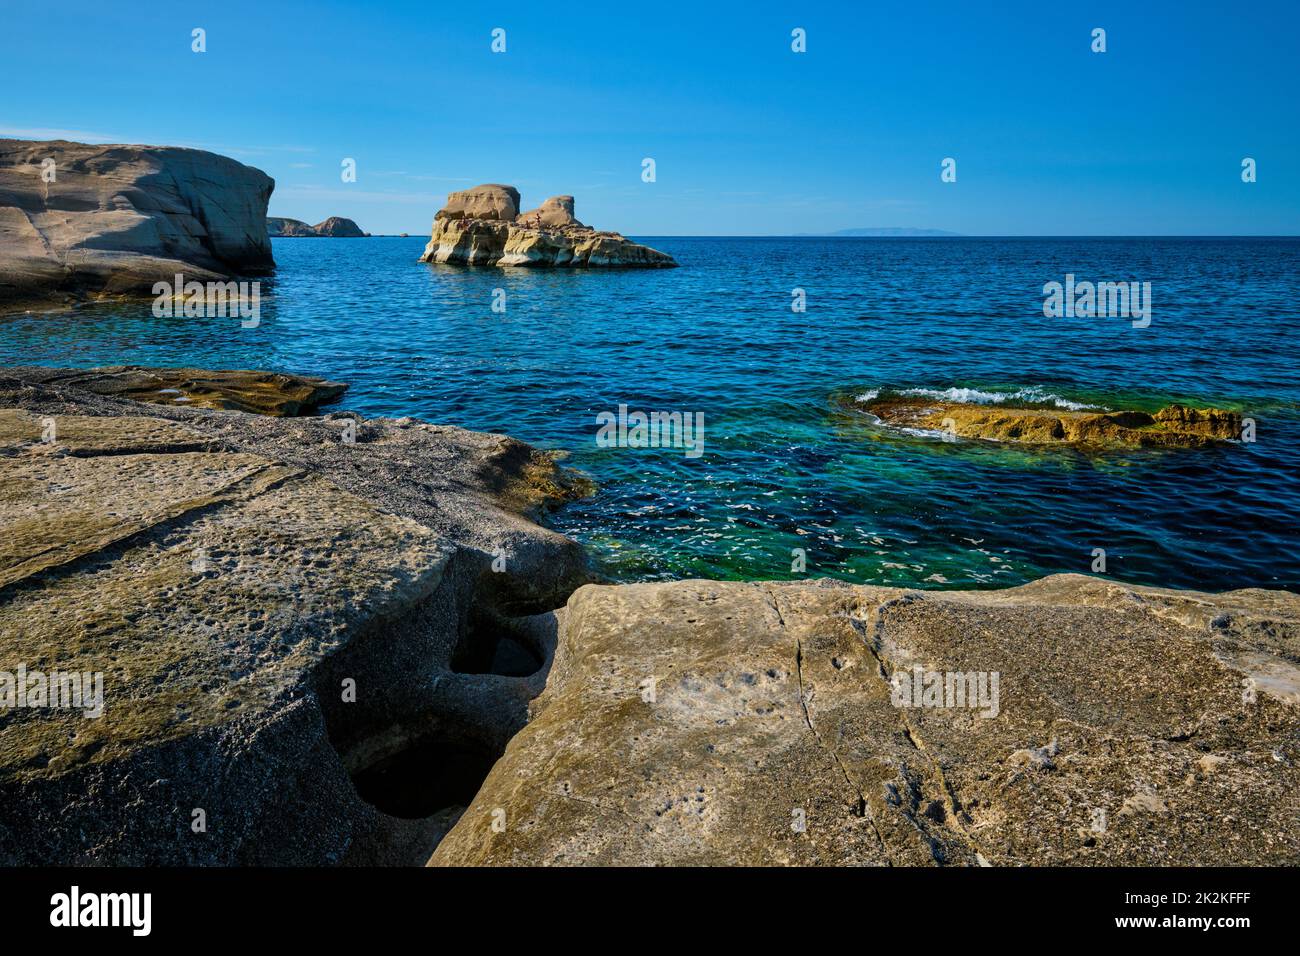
[859,385,1102,411]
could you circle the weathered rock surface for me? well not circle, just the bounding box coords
[517,195,581,229]
[0,367,593,864]
[420,184,676,268]
[267,216,366,238]
[436,184,521,223]
[0,139,275,307]
[851,394,1243,448]
[8,365,346,416]
[431,575,1300,866]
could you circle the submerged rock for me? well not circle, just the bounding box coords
[0,368,593,864]
[267,216,366,238]
[850,393,1244,448]
[0,139,275,307]
[430,575,1300,866]
[420,184,676,268]
[9,365,347,416]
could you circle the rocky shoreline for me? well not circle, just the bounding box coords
[0,366,591,864]
[0,139,676,311]
[1,366,1296,866]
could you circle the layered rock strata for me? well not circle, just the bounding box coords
[419,184,676,268]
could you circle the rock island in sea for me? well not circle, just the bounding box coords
[418,184,677,268]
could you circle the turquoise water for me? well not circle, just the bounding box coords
[4,236,1299,591]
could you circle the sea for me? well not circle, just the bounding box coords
[4,236,1298,592]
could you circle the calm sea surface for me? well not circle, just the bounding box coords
[4,236,1299,591]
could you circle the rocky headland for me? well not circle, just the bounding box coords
[1,367,1295,867]
[848,392,1244,449]
[267,216,367,238]
[419,184,677,268]
[0,366,591,864]
[0,139,275,307]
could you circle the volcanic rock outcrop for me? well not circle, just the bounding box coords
[419,184,676,268]
[431,575,1300,866]
[0,367,592,865]
[267,216,366,238]
[0,139,275,306]
[849,393,1244,449]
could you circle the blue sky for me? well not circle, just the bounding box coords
[3,0,1298,235]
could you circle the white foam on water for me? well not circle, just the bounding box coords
[895,385,1102,411]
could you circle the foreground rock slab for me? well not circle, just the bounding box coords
[0,139,275,307]
[0,368,593,864]
[851,393,1243,448]
[419,183,676,268]
[431,575,1300,866]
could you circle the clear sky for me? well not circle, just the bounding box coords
[3,0,1298,235]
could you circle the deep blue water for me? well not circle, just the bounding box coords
[4,236,1299,592]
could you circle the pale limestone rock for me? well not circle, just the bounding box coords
[0,368,595,865]
[420,184,675,268]
[0,139,275,306]
[435,184,520,222]
[431,575,1300,866]
[516,195,582,229]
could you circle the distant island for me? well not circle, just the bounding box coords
[267,216,367,238]
[798,227,963,237]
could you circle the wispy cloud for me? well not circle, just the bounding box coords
[0,125,123,143]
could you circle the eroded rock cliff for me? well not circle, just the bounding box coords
[0,139,275,306]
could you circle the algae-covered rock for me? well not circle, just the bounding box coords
[8,365,346,416]
[850,393,1244,448]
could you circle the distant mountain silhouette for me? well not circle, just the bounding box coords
[798,227,963,237]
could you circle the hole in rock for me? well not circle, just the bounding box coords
[452,608,544,676]
[351,736,500,820]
